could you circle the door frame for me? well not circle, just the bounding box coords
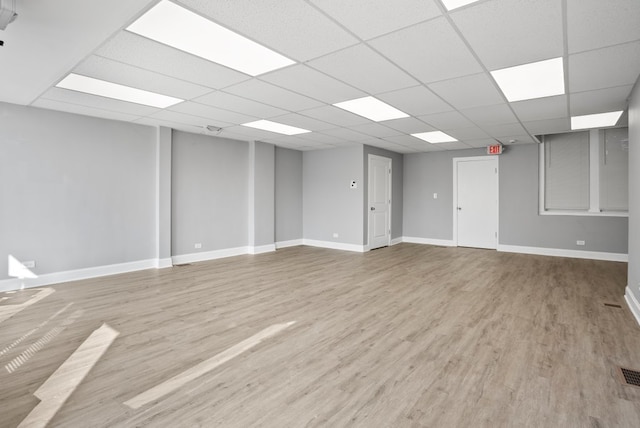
[367,154,392,251]
[452,155,499,248]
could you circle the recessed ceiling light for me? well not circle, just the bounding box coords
[56,73,183,108]
[441,0,482,11]
[571,111,623,130]
[491,57,565,102]
[411,131,458,143]
[127,0,294,76]
[242,120,311,135]
[333,96,409,122]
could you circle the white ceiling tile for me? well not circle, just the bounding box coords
[309,0,441,40]
[497,135,538,145]
[39,87,160,116]
[74,55,213,100]
[222,125,289,140]
[428,73,504,109]
[194,91,287,118]
[432,141,474,150]
[350,123,403,138]
[320,127,371,142]
[450,0,563,70]
[568,42,640,93]
[146,110,234,129]
[308,44,418,94]
[224,79,323,111]
[169,101,258,124]
[180,0,358,61]
[385,135,445,151]
[299,105,370,127]
[419,110,475,130]
[377,86,453,116]
[269,113,335,131]
[510,95,568,122]
[464,138,501,148]
[31,99,142,123]
[260,64,365,104]
[522,118,571,135]
[260,135,315,147]
[460,103,518,126]
[299,132,348,145]
[134,117,207,135]
[567,0,640,54]
[383,117,436,134]
[95,32,250,89]
[481,123,527,137]
[362,139,413,153]
[369,17,482,84]
[446,127,490,140]
[569,85,633,116]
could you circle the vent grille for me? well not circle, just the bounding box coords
[619,368,640,388]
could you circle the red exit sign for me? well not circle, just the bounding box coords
[487,144,503,155]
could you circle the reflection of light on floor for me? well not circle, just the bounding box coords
[5,309,84,374]
[0,288,55,325]
[17,324,119,428]
[0,303,73,358]
[125,321,296,410]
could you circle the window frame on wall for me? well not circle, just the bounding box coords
[538,127,629,218]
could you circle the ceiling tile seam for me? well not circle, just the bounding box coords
[561,0,571,126]
[26,2,164,107]
[569,83,636,96]
[438,4,541,145]
[38,89,159,117]
[567,37,640,57]
[32,98,144,122]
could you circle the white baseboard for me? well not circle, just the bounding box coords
[302,239,365,253]
[402,236,456,247]
[248,244,276,255]
[155,258,173,269]
[275,239,303,249]
[390,237,403,246]
[172,247,247,265]
[497,244,628,262]
[0,259,157,293]
[625,286,640,327]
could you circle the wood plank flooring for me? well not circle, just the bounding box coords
[0,244,639,427]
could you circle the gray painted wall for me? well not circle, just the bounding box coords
[303,145,364,245]
[628,80,640,300]
[157,127,172,261]
[275,147,303,242]
[249,141,275,247]
[0,103,156,280]
[363,145,404,242]
[403,145,628,253]
[171,131,248,255]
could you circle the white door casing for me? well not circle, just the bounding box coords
[453,156,498,249]
[368,155,391,250]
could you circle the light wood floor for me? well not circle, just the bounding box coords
[1,244,639,427]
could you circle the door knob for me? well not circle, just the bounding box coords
[457,207,462,210]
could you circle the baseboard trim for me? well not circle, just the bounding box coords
[248,244,276,255]
[171,247,247,265]
[156,258,173,269]
[390,237,403,246]
[497,244,628,262]
[624,286,640,327]
[402,237,456,247]
[302,239,365,253]
[275,239,303,249]
[0,259,157,293]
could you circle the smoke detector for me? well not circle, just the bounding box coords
[0,0,18,31]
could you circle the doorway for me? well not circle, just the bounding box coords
[368,155,392,250]
[453,156,498,249]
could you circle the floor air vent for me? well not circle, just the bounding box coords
[619,368,640,388]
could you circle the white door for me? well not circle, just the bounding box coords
[455,157,498,249]
[368,155,391,250]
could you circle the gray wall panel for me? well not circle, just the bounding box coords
[628,80,640,300]
[275,147,303,242]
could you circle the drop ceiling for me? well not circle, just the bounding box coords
[1,0,638,153]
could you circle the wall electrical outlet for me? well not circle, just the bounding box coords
[194,243,202,249]
[576,240,585,246]
[350,180,357,189]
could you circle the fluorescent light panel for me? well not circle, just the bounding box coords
[333,96,409,122]
[571,111,623,130]
[491,57,565,102]
[242,120,311,135]
[56,73,183,108]
[441,0,482,11]
[411,131,458,143]
[127,1,294,76]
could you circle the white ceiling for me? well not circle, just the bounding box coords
[1,0,639,153]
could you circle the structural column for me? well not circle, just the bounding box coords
[156,126,172,267]
[248,141,276,254]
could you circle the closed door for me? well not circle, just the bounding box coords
[456,158,498,249]
[368,155,391,250]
